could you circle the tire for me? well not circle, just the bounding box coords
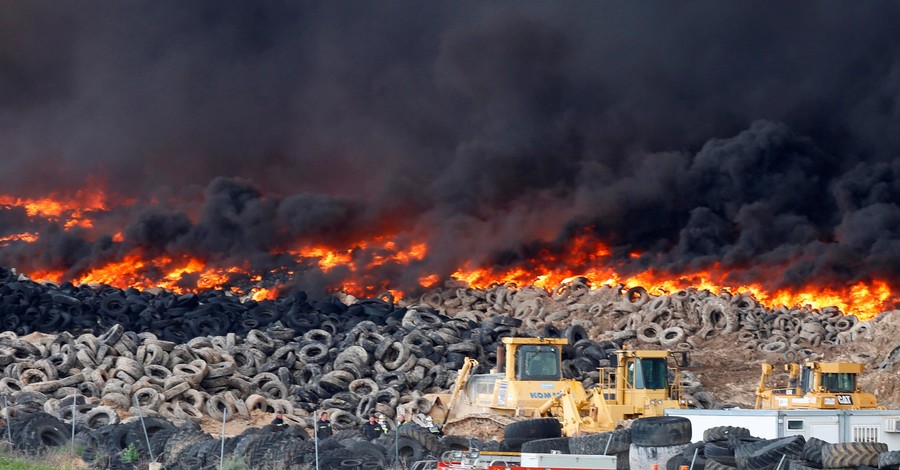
[629,443,689,470]
[743,435,805,470]
[702,426,750,442]
[821,441,887,468]
[439,435,473,452]
[397,424,441,456]
[345,440,387,465]
[393,436,426,462]
[787,461,821,470]
[704,440,736,466]
[504,418,562,447]
[705,460,737,470]
[18,415,70,451]
[631,416,692,446]
[569,428,632,455]
[880,451,900,470]
[800,436,827,466]
[521,437,570,454]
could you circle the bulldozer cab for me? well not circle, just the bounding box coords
[802,364,857,393]
[513,343,561,381]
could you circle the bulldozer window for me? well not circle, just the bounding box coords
[820,372,855,393]
[516,345,560,381]
[800,366,812,394]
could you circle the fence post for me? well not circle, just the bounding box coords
[70,391,77,455]
[314,411,320,470]
[133,394,154,462]
[3,395,11,445]
[220,408,227,470]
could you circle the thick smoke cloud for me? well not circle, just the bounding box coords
[2,1,900,300]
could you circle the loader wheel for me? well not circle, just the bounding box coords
[630,416,692,446]
[503,418,562,449]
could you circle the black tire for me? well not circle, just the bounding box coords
[569,428,631,455]
[393,436,425,463]
[340,459,363,470]
[504,418,562,448]
[18,415,70,451]
[702,426,750,442]
[127,417,176,459]
[800,436,827,466]
[705,460,737,470]
[345,440,387,465]
[704,440,736,466]
[744,435,806,470]
[397,424,441,456]
[880,450,900,470]
[786,460,821,470]
[631,416,692,447]
[521,437,570,454]
[440,435,473,452]
[821,441,887,468]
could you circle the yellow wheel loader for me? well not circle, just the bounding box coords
[755,361,882,410]
[424,337,690,440]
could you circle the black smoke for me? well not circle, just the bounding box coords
[2,2,900,304]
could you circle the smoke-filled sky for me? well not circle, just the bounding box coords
[2,1,900,297]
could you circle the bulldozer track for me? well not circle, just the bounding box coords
[442,414,523,442]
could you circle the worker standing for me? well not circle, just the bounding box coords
[316,411,332,439]
[377,415,390,434]
[360,415,381,440]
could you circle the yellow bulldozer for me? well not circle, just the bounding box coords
[755,360,882,410]
[425,337,690,440]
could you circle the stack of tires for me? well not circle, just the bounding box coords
[629,417,692,470]
[692,426,757,469]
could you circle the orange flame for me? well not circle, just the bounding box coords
[2,191,894,319]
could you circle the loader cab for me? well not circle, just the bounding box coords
[625,356,668,390]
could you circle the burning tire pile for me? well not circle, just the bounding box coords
[0,267,884,468]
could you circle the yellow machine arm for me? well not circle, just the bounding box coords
[441,357,478,426]
[755,363,773,409]
[535,386,615,436]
